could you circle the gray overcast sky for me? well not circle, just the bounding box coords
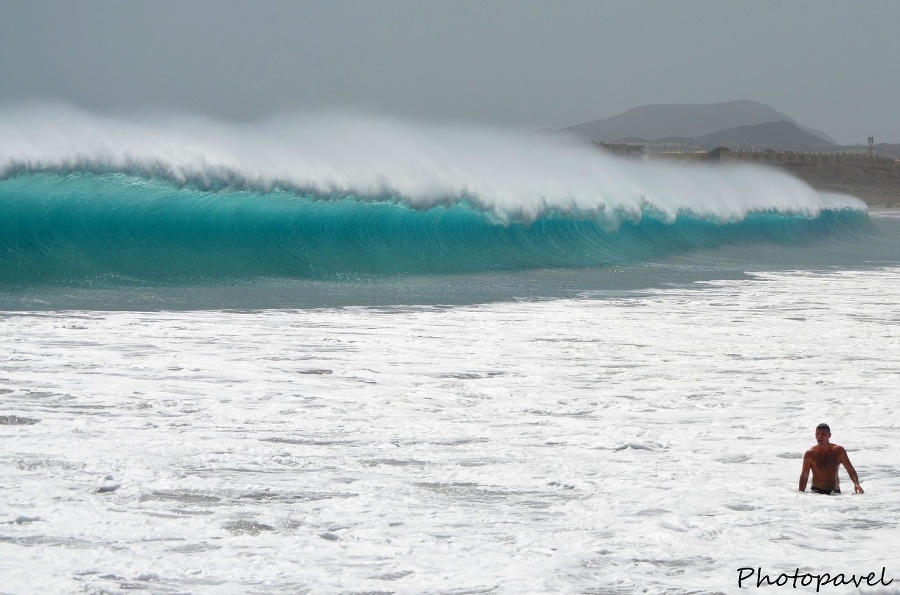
[1,0,898,143]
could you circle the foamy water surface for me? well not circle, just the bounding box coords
[2,266,900,594]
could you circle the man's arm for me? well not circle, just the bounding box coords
[839,447,864,494]
[799,452,811,492]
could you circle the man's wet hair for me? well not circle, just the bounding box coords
[816,423,831,433]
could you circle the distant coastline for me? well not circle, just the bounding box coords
[653,148,900,207]
[618,146,900,208]
[623,147,900,207]
[782,162,900,207]
[559,100,900,206]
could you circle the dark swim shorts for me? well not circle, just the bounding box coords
[811,487,841,495]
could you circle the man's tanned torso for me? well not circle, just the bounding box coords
[799,424,863,495]
[805,443,843,492]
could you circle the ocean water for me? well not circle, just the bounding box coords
[2,108,900,594]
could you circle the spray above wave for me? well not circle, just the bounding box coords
[0,104,869,286]
[0,104,865,219]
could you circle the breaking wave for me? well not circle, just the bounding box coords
[0,104,869,286]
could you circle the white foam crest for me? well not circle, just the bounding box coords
[0,103,865,221]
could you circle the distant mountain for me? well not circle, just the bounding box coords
[697,120,835,149]
[561,100,835,146]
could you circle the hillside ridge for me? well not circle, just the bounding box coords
[561,100,835,148]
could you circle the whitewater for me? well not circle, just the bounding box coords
[2,107,900,594]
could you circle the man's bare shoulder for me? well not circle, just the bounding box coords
[807,443,844,453]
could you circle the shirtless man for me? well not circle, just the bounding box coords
[799,423,863,494]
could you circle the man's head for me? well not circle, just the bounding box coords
[815,423,831,445]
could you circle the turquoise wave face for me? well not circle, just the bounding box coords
[0,172,872,287]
